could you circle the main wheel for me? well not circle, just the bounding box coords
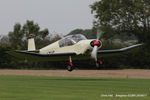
[96,60,103,69]
[67,65,74,72]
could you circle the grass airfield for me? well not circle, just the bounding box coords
[0,75,149,100]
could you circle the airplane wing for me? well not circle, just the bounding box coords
[7,50,77,61]
[98,43,143,54]
[7,44,143,61]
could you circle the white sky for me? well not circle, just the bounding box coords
[0,0,98,35]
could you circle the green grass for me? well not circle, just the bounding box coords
[0,75,149,100]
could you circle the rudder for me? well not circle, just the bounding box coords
[28,38,36,51]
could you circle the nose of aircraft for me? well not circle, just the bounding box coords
[90,40,101,47]
[90,39,102,62]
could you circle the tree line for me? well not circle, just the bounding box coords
[0,0,150,69]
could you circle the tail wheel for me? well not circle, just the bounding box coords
[67,62,74,72]
[96,60,103,69]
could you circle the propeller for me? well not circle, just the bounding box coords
[91,46,98,61]
[91,28,102,61]
[96,28,102,40]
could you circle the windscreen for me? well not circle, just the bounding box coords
[66,34,87,43]
[58,34,87,47]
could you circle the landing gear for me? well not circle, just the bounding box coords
[67,56,75,72]
[67,62,75,72]
[96,60,103,69]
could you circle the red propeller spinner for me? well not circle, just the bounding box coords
[90,40,101,47]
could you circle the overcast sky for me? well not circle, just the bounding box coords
[0,0,98,35]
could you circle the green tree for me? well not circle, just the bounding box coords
[22,20,49,49]
[8,23,23,49]
[0,44,13,68]
[8,20,49,49]
[22,20,49,40]
[68,29,96,39]
[91,0,150,44]
[0,35,9,45]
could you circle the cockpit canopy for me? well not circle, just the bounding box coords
[59,34,87,47]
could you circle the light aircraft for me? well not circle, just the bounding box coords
[8,29,143,71]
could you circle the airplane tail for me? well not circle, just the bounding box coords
[28,38,36,51]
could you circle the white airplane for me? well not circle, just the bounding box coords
[8,30,143,71]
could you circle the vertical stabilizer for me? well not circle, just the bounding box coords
[28,38,36,51]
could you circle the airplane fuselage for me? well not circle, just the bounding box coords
[40,39,95,55]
